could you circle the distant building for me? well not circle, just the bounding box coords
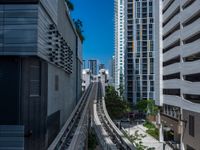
[99,69,109,96]
[0,0,82,149]
[83,60,86,69]
[99,63,105,71]
[99,69,109,85]
[88,59,97,75]
[82,69,92,91]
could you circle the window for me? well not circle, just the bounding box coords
[182,0,196,9]
[189,115,195,137]
[163,89,181,96]
[184,73,200,82]
[163,56,180,67]
[184,94,200,103]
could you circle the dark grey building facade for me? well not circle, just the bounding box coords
[99,63,105,71]
[88,59,97,75]
[0,0,82,149]
[124,0,155,104]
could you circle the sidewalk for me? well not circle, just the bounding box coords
[123,123,172,150]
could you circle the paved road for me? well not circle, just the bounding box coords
[122,123,172,150]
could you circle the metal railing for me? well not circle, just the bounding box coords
[94,82,135,150]
[48,83,93,150]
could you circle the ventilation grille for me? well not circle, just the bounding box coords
[47,24,73,74]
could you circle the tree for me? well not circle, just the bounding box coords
[117,84,124,98]
[73,19,85,43]
[136,99,158,116]
[65,0,74,11]
[105,86,131,119]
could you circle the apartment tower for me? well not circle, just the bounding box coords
[125,0,156,104]
[88,59,97,75]
[114,0,125,92]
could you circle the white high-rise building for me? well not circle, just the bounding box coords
[114,0,125,92]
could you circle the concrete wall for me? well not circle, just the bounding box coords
[183,110,200,150]
[47,63,76,127]
[41,0,82,127]
[0,0,82,149]
[161,114,180,142]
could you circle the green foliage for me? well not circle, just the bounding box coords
[124,130,155,150]
[64,0,85,42]
[88,131,98,150]
[73,19,85,43]
[143,121,155,129]
[117,84,124,97]
[143,121,159,140]
[146,129,159,140]
[65,0,74,11]
[105,86,131,119]
[136,99,158,115]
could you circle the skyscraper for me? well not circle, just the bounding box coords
[88,59,97,75]
[124,0,156,104]
[83,59,86,69]
[99,63,105,71]
[114,0,125,92]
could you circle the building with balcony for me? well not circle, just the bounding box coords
[157,0,200,149]
[0,0,82,149]
[124,0,156,104]
[82,69,92,91]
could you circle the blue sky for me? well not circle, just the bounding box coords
[71,0,114,68]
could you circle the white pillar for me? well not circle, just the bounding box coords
[157,110,164,142]
[180,108,185,150]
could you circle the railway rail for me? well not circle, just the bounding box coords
[48,83,94,150]
[93,82,135,150]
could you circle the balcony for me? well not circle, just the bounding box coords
[163,30,180,49]
[182,18,200,41]
[182,59,200,75]
[163,46,180,62]
[182,38,200,58]
[181,0,200,24]
[163,63,181,75]
[163,0,180,22]
[163,79,200,95]
[163,0,174,13]
[163,14,180,36]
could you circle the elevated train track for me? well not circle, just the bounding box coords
[48,82,135,150]
[48,83,96,150]
[93,82,135,150]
